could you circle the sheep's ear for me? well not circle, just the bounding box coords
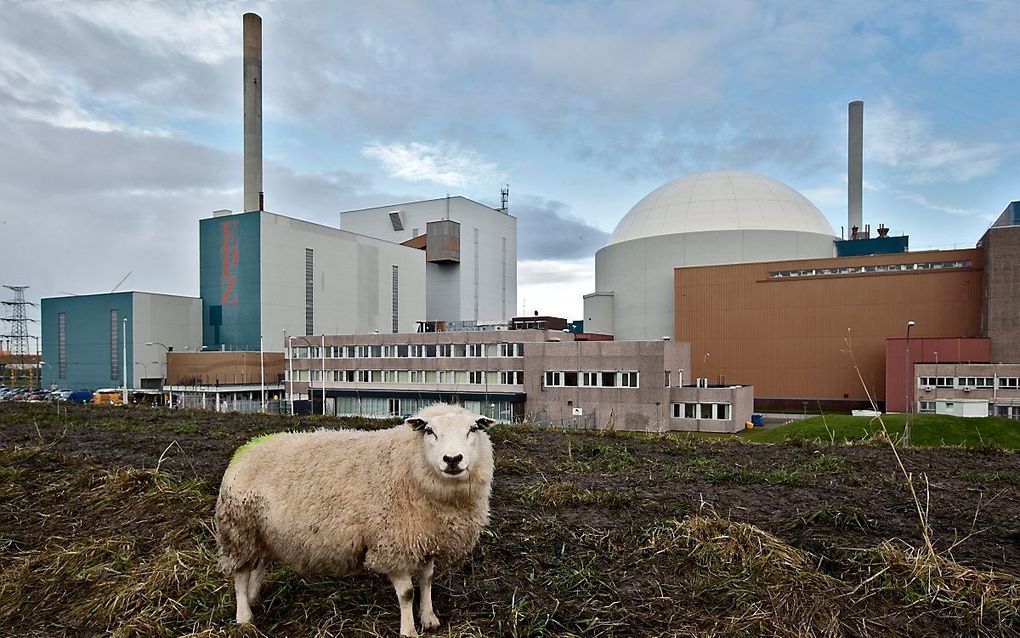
[474,416,495,431]
[405,417,428,431]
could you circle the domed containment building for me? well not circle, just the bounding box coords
[584,170,837,340]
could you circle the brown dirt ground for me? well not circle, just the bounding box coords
[1,402,1018,637]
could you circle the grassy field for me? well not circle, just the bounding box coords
[744,413,1020,449]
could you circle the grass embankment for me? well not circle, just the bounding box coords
[744,413,1020,449]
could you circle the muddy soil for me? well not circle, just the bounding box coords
[3,403,1017,573]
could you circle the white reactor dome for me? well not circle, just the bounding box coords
[608,169,835,245]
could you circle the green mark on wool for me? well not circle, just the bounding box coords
[231,433,281,465]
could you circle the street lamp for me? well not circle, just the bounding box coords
[904,320,916,446]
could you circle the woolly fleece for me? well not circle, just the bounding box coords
[215,404,494,579]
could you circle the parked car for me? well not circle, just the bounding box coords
[67,389,94,404]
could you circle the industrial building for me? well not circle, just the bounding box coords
[341,196,517,324]
[40,292,201,391]
[200,208,426,351]
[286,327,752,433]
[582,99,1020,414]
[585,169,838,340]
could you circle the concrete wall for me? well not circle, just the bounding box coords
[523,339,691,432]
[981,224,1020,362]
[885,337,990,413]
[200,211,261,350]
[676,248,984,409]
[41,292,133,390]
[131,293,202,388]
[42,292,201,390]
[914,361,1020,416]
[593,229,835,341]
[167,351,284,386]
[340,197,517,322]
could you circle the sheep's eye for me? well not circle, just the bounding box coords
[423,427,435,437]
[468,425,480,434]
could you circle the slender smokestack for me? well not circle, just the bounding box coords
[243,12,263,212]
[848,100,863,236]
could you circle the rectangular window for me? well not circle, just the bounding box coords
[685,403,696,419]
[620,371,639,388]
[499,342,522,357]
[581,372,599,387]
[58,312,66,379]
[544,371,562,387]
[664,370,671,387]
[672,403,683,418]
[392,265,399,333]
[999,377,1020,389]
[110,309,120,380]
[918,401,935,413]
[601,372,616,387]
[452,344,467,357]
[499,371,523,385]
[437,344,452,357]
[305,248,314,335]
[469,371,484,384]
[467,343,485,357]
[563,372,578,387]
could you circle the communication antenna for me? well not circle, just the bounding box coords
[499,183,510,212]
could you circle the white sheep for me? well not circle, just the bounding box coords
[214,403,495,637]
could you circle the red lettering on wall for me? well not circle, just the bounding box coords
[221,220,240,305]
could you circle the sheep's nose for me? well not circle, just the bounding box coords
[443,454,463,466]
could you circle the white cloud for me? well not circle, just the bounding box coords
[867,99,1017,184]
[361,142,497,188]
[517,258,594,320]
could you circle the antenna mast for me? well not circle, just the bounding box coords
[499,183,510,212]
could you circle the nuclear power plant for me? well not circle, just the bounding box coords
[37,12,1020,428]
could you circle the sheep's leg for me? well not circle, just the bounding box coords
[247,560,267,604]
[389,572,418,637]
[234,570,253,624]
[417,558,440,631]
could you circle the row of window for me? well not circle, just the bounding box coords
[918,376,1020,389]
[543,371,639,388]
[918,401,1020,419]
[769,260,971,279]
[671,402,731,420]
[290,342,524,359]
[290,369,524,386]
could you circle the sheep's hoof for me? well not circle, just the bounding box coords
[421,613,440,631]
[399,627,419,637]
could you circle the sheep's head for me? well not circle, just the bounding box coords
[406,405,494,482]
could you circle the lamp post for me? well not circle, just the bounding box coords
[285,330,293,416]
[146,341,174,405]
[904,320,915,446]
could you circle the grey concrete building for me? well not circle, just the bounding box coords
[914,361,1020,419]
[340,196,517,324]
[980,202,1020,363]
[287,329,752,433]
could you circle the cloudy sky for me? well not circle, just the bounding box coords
[2,1,1019,333]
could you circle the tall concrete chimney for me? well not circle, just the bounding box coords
[243,12,263,212]
[848,100,863,236]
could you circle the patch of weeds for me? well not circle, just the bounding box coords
[560,440,636,473]
[795,507,876,532]
[518,481,630,508]
[698,465,811,486]
[496,455,539,475]
[166,421,200,435]
[801,455,853,474]
[208,427,231,440]
[964,470,1019,485]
